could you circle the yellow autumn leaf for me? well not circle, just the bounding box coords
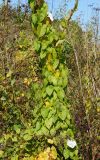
[27,81,30,85]
[55,71,60,78]
[21,93,24,97]
[34,147,57,160]
[45,101,52,107]
[47,64,53,72]
[50,146,57,159]
[37,151,49,160]
[45,101,50,107]
[23,78,28,84]
[46,147,51,153]
[47,53,52,62]
[47,139,54,144]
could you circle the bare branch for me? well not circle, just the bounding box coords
[67,0,78,23]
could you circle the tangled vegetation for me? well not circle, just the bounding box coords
[0,0,100,160]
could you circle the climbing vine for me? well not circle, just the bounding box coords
[28,0,79,159]
[0,1,99,159]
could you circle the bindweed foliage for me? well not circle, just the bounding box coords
[27,0,79,159]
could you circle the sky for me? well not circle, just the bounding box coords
[0,0,100,26]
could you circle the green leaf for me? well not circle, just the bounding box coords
[13,125,21,134]
[41,88,47,98]
[39,24,47,37]
[39,3,48,22]
[41,126,49,136]
[34,40,40,52]
[23,134,32,141]
[62,78,68,87]
[36,125,49,136]
[61,122,68,129]
[53,59,59,69]
[66,119,70,125]
[40,51,47,59]
[39,12,46,22]
[60,130,67,137]
[32,83,39,91]
[58,107,67,121]
[53,115,58,123]
[48,108,56,118]
[35,122,41,131]
[70,152,74,158]
[43,78,48,86]
[43,70,50,78]
[50,127,56,136]
[32,14,37,24]
[55,121,61,130]
[67,113,71,120]
[11,155,18,160]
[63,149,70,159]
[22,128,34,141]
[74,149,78,156]
[54,86,60,92]
[48,34,54,43]
[41,41,48,50]
[29,1,35,9]
[33,108,39,117]
[57,88,65,99]
[50,76,58,86]
[66,129,74,138]
[61,68,68,77]
[53,91,57,100]
[12,136,18,142]
[46,85,53,96]
[45,117,53,129]
[57,78,63,86]
[41,107,49,119]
